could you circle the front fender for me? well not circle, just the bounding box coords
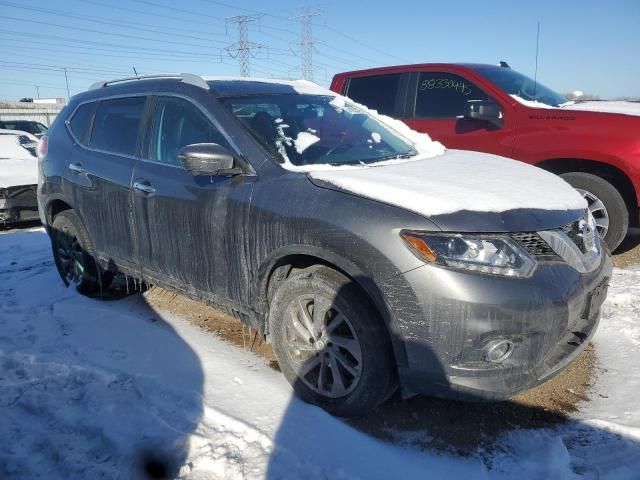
[252,243,410,368]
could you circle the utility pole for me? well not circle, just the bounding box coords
[62,67,70,101]
[225,15,264,77]
[291,9,321,81]
[35,85,40,99]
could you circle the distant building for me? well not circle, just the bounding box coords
[0,99,66,127]
[18,97,66,105]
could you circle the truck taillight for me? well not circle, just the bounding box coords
[37,135,48,160]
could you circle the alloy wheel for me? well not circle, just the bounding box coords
[576,188,610,238]
[284,294,363,398]
[56,232,86,286]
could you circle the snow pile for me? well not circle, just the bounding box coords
[1,229,639,479]
[577,267,640,433]
[309,149,586,216]
[510,94,640,117]
[326,94,446,160]
[294,131,320,154]
[563,100,640,117]
[202,76,330,96]
[509,94,565,109]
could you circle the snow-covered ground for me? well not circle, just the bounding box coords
[1,228,639,479]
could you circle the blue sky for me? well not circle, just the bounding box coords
[1,0,638,101]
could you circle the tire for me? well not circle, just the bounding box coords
[50,210,113,296]
[269,266,396,417]
[560,172,629,251]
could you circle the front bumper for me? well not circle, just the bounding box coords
[0,185,39,226]
[382,251,613,400]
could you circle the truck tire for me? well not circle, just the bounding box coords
[561,172,629,251]
[269,266,396,417]
[50,210,113,296]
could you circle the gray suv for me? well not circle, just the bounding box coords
[37,73,612,416]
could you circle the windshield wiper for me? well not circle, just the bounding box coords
[374,152,416,162]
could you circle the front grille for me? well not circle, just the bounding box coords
[561,220,587,253]
[511,232,560,259]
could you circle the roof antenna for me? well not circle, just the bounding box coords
[533,21,540,99]
[499,61,510,68]
[133,66,138,77]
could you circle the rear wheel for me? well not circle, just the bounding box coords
[561,172,629,251]
[269,266,396,417]
[51,210,113,296]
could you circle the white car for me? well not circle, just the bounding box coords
[0,128,39,156]
[0,131,39,226]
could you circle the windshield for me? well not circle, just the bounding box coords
[221,94,416,167]
[476,68,569,107]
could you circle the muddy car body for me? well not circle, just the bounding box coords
[37,74,612,416]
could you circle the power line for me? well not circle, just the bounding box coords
[0,79,70,90]
[0,15,223,51]
[0,1,229,41]
[313,23,410,64]
[291,8,322,81]
[76,0,224,29]
[0,60,131,77]
[225,15,265,77]
[1,47,143,73]
[0,31,221,59]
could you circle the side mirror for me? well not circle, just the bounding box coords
[178,143,240,176]
[463,100,502,127]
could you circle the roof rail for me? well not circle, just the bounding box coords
[88,73,209,91]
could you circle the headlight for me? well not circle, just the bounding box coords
[400,231,537,278]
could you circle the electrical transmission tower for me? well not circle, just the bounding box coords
[225,15,264,77]
[291,9,322,81]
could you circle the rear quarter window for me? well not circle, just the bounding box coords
[345,73,402,115]
[90,96,146,156]
[68,103,96,146]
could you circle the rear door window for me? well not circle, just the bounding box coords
[345,73,403,116]
[414,72,488,119]
[149,96,230,166]
[68,103,95,146]
[90,96,146,156]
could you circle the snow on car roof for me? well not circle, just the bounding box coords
[204,76,330,96]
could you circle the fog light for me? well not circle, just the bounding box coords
[486,340,514,363]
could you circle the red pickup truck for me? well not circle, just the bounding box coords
[331,63,640,250]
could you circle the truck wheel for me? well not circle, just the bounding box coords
[51,210,113,296]
[561,172,629,251]
[269,266,396,417]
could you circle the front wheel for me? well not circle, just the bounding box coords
[560,172,629,251]
[269,266,396,417]
[51,210,113,296]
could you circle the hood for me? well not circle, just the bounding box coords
[0,157,39,188]
[561,100,640,117]
[308,150,587,231]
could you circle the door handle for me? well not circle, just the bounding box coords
[133,181,156,195]
[68,162,85,174]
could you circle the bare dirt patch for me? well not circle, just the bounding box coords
[143,287,279,370]
[613,228,640,268]
[143,284,599,455]
[348,346,597,455]
[92,228,638,457]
